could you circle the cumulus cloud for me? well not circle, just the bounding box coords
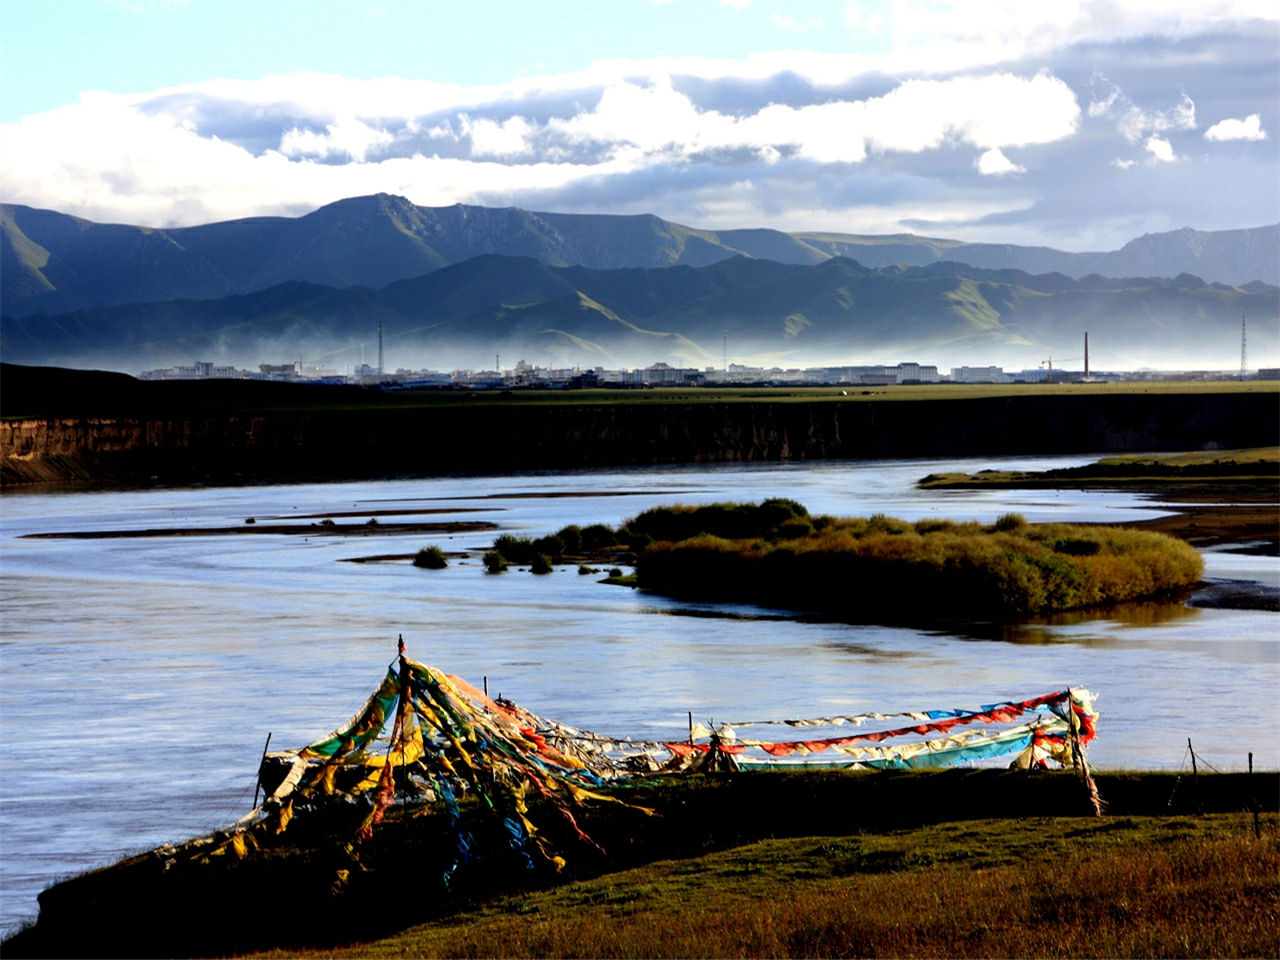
[1145,136,1177,163]
[0,67,1079,227]
[1089,77,1196,143]
[1204,114,1267,141]
[0,2,1274,247]
[976,148,1025,176]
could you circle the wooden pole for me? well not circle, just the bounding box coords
[252,732,272,808]
[688,711,693,744]
[1250,752,1261,838]
[484,676,489,699]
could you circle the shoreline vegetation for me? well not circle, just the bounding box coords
[519,500,1203,619]
[921,447,1280,554]
[5,771,1275,959]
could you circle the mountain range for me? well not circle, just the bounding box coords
[4,195,1278,321]
[4,252,1274,372]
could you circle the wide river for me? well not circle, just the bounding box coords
[1,454,1277,932]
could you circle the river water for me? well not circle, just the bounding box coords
[1,454,1276,932]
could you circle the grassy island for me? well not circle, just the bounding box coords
[630,501,1203,618]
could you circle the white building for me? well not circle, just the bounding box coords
[950,366,1011,383]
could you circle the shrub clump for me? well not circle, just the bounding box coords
[634,503,1203,619]
[580,524,618,549]
[413,546,448,569]
[530,553,553,575]
[626,498,808,543]
[555,525,583,554]
[483,550,509,574]
[492,535,536,564]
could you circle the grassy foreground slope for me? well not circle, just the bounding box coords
[269,814,1278,960]
[633,503,1203,617]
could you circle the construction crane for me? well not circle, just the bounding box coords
[1040,356,1082,383]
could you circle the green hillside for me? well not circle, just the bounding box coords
[4,196,1276,320]
[2,255,1275,370]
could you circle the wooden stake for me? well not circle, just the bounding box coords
[484,676,489,699]
[1250,752,1261,838]
[688,711,693,744]
[252,732,272,808]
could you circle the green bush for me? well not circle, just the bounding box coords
[580,524,617,549]
[413,546,448,569]
[532,534,565,558]
[634,504,1203,619]
[626,499,809,543]
[556,525,583,554]
[994,512,1028,532]
[530,553,553,575]
[625,531,654,551]
[493,535,535,564]
[577,564,598,575]
[483,550,509,574]
[774,520,815,540]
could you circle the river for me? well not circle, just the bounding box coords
[1,454,1276,932]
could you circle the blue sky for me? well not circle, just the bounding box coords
[2,1,1277,249]
[1,0,893,122]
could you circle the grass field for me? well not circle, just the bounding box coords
[262,813,1279,959]
[920,446,1279,489]
[2,360,1277,420]
[1097,447,1280,467]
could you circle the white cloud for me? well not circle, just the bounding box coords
[1204,114,1267,141]
[769,12,822,31]
[279,117,393,161]
[976,147,1025,176]
[0,2,1273,239]
[840,1,1279,74]
[719,0,751,9]
[1112,158,1137,170]
[548,72,1078,165]
[463,115,535,158]
[1145,136,1177,163]
[1089,79,1196,143]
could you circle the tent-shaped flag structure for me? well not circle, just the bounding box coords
[184,644,1102,875]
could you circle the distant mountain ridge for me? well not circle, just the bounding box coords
[3,195,1277,319]
[4,253,1274,372]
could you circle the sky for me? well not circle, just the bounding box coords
[1,0,1277,250]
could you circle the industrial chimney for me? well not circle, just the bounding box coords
[1084,332,1090,381]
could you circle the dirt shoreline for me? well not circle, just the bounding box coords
[1119,496,1279,553]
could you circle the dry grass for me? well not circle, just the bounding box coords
[268,814,1279,959]
[636,509,1204,617]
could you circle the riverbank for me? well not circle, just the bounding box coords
[920,449,1280,554]
[265,812,1278,960]
[3,364,1277,487]
[4,770,1275,959]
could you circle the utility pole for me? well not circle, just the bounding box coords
[1241,312,1248,379]
[377,320,384,377]
[1084,332,1090,381]
[722,329,728,373]
[496,351,500,374]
